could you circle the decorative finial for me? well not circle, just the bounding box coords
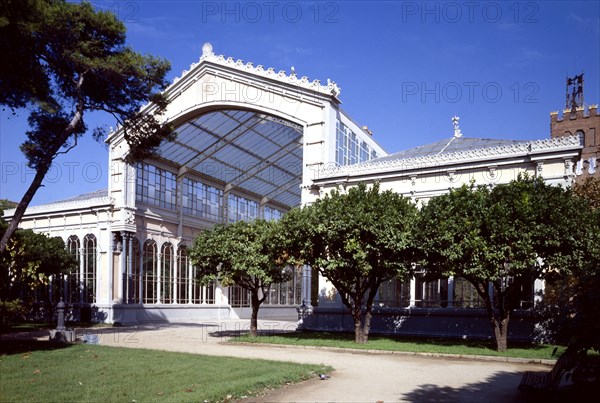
[202,42,214,58]
[290,66,296,76]
[452,115,462,138]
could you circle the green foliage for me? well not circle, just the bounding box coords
[574,176,600,210]
[0,226,77,302]
[0,1,172,162]
[282,182,418,343]
[189,219,290,336]
[190,219,288,288]
[0,299,26,327]
[542,177,600,353]
[416,175,598,351]
[0,199,18,213]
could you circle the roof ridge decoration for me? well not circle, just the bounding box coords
[319,134,583,178]
[171,42,341,98]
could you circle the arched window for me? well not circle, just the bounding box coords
[161,243,174,303]
[65,235,80,304]
[82,234,97,303]
[67,235,80,258]
[130,237,141,303]
[177,246,188,304]
[142,240,157,304]
[574,129,588,145]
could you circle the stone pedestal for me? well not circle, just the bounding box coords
[49,329,76,342]
[49,298,76,342]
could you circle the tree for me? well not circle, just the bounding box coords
[574,176,600,210]
[189,219,290,337]
[0,200,17,211]
[0,221,77,325]
[542,177,600,353]
[282,183,418,343]
[416,176,594,352]
[0,0,173,253]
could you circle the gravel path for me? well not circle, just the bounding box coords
[82,320,567,402]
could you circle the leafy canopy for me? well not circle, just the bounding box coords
[190,219,291,337]
[190,219,289,289]
[0,0,173,253]
[416,175,597,351]
[282,182,418,342]
[1,0,173,164]
[0,223,77,301]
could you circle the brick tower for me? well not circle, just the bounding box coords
[550,74,599,181]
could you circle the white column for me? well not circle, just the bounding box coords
[127,234,133,303]
[302,265,312,306]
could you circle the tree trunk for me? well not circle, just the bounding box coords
[0,75,84,254]
[492,315,510,352]
[249,291,260,337]
[354,317,362,343]
[360,283,379,344]
[361,309,372,343]
[353,306,364,343]
[471,279,510,352]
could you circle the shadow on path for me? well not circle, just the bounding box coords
[401,370,591,403]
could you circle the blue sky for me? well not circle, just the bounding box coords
[1,0,599,205]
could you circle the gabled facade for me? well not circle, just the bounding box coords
[4,45,586,338]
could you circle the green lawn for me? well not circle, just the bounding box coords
[233,331,566,360]
[0,340,332,403]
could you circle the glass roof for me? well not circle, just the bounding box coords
[156,109,303,208]
[370,137,529,163]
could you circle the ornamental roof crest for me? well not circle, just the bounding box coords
[170,42,341,98]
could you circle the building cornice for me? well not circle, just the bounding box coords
[3,197,114,219]
[314,135,582,182]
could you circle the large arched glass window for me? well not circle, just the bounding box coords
[161,243,174,303]
[65,235,80,304]
[82,234,97,303]
[177,246,188,304]
[142,240,157,304]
